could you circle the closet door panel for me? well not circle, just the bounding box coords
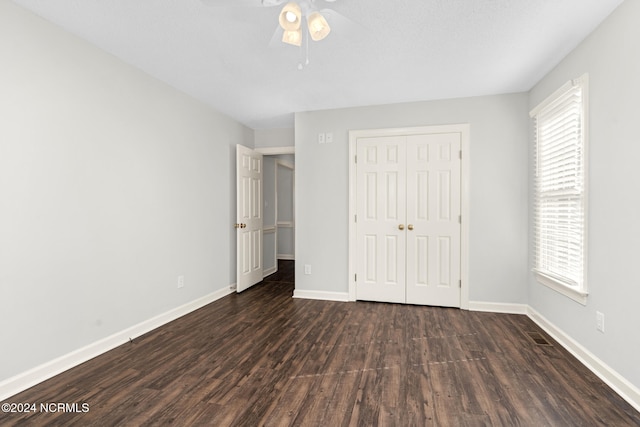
[355,136,406,303]
[406,133,461,307]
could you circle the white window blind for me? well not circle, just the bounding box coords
[530,75,588,302]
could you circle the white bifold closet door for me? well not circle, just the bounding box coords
[355,132,461,307]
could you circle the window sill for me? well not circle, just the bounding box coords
[535,272,588,306]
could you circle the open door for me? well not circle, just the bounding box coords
[236,144,263,292]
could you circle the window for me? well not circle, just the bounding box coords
[530,74,588,305]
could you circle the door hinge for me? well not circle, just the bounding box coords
[459,280,462,288]
[355,274,357,282]
[459,150,462,159]
[354,154,357,164]
[458,215,462,224]
[354,214,357,223]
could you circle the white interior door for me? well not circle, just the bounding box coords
[405,133,461,307]
[355,136,406,303]
[236,144,263,292]
[355,132,461,307]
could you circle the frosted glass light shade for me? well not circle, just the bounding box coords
[307,11,330,41]
[279,2,301,31]
[282,29,302,46]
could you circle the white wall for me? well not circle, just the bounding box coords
[528,0,640,390]
[295,93,529,303]
[255,128,294,148]
[0,1,253,382]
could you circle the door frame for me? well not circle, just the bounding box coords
[348,124,470,308]
[275,159,295,261]
[255,146,295,272]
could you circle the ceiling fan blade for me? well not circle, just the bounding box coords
[262,0,288,6]
[200,0,285,7]
[201,0,255,6]
[320,8,366,39]
[269,26,285,48]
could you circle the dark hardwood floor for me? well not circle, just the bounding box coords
[2,260,639,426]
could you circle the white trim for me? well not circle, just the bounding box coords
[275,157,295,265]
[527,306,640,412]
[348,124,470,307]
[468,301,528,315]
[531,74,589,304]
[255,146,295,155]
[348,128,358,301]
[529,74,588,117]
[263,225,277,233]
[0,285,234,401]
[3,288,638,412]
[535,271,588,305]
[293,289,349,302]
[459,125,470,310]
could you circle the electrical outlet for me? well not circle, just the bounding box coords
[596,311,605,333]
[178,275,184,288]
[318,133,325,144]
[304,264,312,275]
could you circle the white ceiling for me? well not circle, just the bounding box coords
[11,0,624,129]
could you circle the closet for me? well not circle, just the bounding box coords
[353,129,463,307]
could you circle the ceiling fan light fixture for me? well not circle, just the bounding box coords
[307,11,330,41]
[282,29,302,46]
[279,2,301,31]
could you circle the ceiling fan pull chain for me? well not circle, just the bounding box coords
[305,26,310,66]
[297,27,310,70]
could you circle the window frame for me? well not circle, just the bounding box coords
[530,74,589,305]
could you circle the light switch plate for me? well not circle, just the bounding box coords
[325,132,334,143]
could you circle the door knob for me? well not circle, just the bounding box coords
[398,224,405,230]
[408,224,414,230]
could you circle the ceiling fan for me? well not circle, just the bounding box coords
[202,0,347,47]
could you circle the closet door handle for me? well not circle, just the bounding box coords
[398,224,405,230]
[408,224,414,231]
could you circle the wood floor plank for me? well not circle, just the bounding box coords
[2,261,639,426]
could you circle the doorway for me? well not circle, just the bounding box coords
[260,149,295,277]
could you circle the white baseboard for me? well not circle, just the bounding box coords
[293,289,349,302]
[277,254,295,260]
[468,301,528,314]
[527,307,640,413]
[3,289,638,413]
[443,300,640,412]
[0,285,234,402]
